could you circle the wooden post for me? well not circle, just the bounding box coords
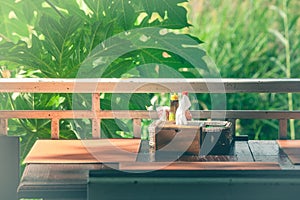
[279,119,288,139]
[227,118,236,137]
[51,118,60,139]
[92,93,101,138]
[133,119,141,138]
[0,119,8,135]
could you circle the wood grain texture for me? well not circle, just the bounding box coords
[24,139,141,164]
[19,140,300,200]
[119,162,281,170]
[2,78,300,93]
[18,163,104,199]
[232,141,254,162]
[249,140,280,162]
[2,79,300,140]
[51,118,59,139]
[0,119,8,135]
[2,110,300,120]
[277,140,300,165]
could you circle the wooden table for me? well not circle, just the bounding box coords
[18,140,300,200]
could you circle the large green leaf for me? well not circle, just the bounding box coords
[114,0,137,30]
[88,21,115,52]
[0,0,203,169]
[79,27,207,80]
[101,119,131,138]
[0,0,46,43]
[83,0,107,20]
[39,16,82,69]
[141,0,190,28]
[0,0,29,42]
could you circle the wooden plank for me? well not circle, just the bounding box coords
[277,140,300,148]
[51,118,59,139]
[92,93,101,138]
[0,110,155,119]
[284,154,300,165]
[92,118,101,139]
[248,140,300,169]
[233,141,254,162]
[133,119,141,138]
[0,119,8,135]
[136,140,154,162]
[0,110,94,119]
[120,162,280,171]
[279,119,288,139]
[92,93,101,112]
[92,119,101,139]
[98,109,300,121]
[2,78,300,93]
[18,163,104,199]
[192,110,300,119]
[276,152,300,170]
[248,140,280,162]
[249,140,279,156]
[178,155,238,162]
[2,110,300,120]
[24,139,141,164]
[277,140,300,165]
[227,118,236,136]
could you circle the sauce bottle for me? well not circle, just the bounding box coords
[169,93,179,121]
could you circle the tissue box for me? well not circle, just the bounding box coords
[148,120,232,156]
[200,121,233,155]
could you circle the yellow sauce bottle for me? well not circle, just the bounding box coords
[169,93,179,121]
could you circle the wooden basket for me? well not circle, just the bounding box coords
[148,120,232,156]
[200,121,233,155]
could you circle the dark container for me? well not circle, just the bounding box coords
[149,120,232,156]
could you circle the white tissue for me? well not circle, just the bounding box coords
[156,106,169,121]
[176,94,191,125]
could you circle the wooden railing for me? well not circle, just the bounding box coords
[1,78,300,139]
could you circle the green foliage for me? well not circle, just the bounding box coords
[0,0,206,169]
[188,0,300,139]
[4,0,299,171]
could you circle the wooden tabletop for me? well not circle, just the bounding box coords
[24,139,141,163]
[18,140,300,199]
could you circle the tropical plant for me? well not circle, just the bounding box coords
[0,0,207,170]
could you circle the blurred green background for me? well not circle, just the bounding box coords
[187,0,300,140]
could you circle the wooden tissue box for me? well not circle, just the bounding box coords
[148,120,232,155]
